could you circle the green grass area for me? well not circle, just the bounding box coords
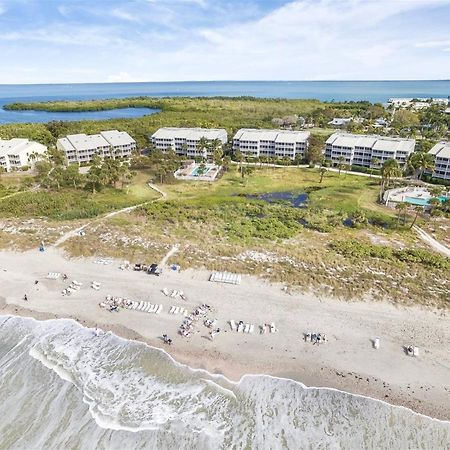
[138,166,396,243]
[0,96,369,148]
[0,169,158,220]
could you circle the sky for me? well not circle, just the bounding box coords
[0,0,449,83]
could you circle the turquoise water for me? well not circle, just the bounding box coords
[405,196,448,206]
[0,80,449,124]
[191,166,211,176]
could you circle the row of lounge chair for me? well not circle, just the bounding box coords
[169,306,187,315]
[162,288,187,300]
[62,280,82,296]
[229,320,255,334]
[127,301,163,314]
[46,272,61,280]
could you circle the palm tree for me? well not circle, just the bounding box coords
[319,167,327,183]
[410,152,435,180]
[395,202,408,225]
[379,159,402,202]
[409,205,423,229]
[197,137,209,160]
[235,149,244,177]
[337,156,345,175]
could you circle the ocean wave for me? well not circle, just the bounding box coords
[0,314,449,450]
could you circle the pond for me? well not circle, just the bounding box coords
[246,191,309,208]
[0,106,160,124]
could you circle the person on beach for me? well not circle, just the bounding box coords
[23,294,28,301]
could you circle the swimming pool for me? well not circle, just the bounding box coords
[190,166,211,176]
[404,196,448,206]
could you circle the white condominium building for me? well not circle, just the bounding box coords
[232,129,310,160]
[325,133,415,168]
[57,130,136,164]
[429,142,450,181]
[151,127,228,158]
[0,138,47,172]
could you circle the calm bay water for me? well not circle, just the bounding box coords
[0,80,449,124]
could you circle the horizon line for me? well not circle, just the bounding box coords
[0,79,450,87]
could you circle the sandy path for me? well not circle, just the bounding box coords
[53,183,166,247]
[414,225,450,257]
[0,248,449,420]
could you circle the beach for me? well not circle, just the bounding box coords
[1,247,449,422]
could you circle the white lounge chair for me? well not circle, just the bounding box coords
[270,323,277,333]
[141,303,149,312]
[229,320,236,331]
[156,305,163,314]
[73,280,82,286]
[148,304,156,313]
[170,290,178,298]
[169,306,176,314]
[373,338,380,349]
[174,306,180,314]
[413,347,419,357]
[249,324,254,333]
[244,324,250,333]
[162,288,169,296]
[92,285,100,290]
[137,301,144,310]
[237,322,244,333]
[67,287,76,293]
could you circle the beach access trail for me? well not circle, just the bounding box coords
[53,183,166,248]
[0,248,449,421]
[414,226,450,258]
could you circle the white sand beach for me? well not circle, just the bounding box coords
[0,248,449,420]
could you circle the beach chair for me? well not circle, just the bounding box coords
[131,301,138,309]
[142,303,149,312]
[413,347,419,357]
[92,285,100,291]
[169,306,175,314]
[149,304,157,313]
[229,320,237,331]
[249,324,254,333]
[137,301,144,310]
[270,323,277,333]
[174,306,180,314]
[237,322,244,333]
[73,280,82,286]
[162,288,169,296]
[67,287,76,293]
[373,338,380,349]
[244,324,250,333]
[156,305,163,314]
[170,290,178,298]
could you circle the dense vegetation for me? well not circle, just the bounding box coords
[0,96,378,148]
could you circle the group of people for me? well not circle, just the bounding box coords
[162,334,173,345]
[178,304,212,338]
[305,332,328,345]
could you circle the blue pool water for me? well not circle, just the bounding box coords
[191,166,211,176]
[405,196,448,206]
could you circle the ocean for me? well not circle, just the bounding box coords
[0,315,448,450]
[0,80,449,124]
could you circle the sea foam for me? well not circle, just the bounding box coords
[0,315,449,450]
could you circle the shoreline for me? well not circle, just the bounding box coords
[1,248,449,421]
[2,307,450,427]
